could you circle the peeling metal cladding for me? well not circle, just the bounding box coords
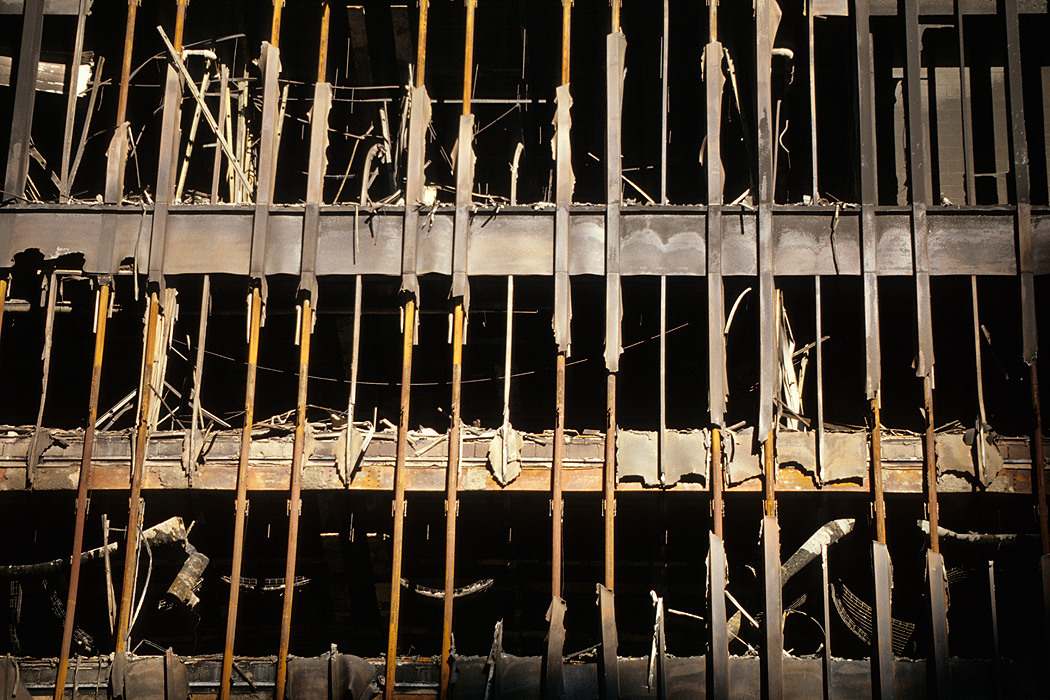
[772,209,861,276]
[568,214,610,275]
[619,212,706,275]
[415,211,454,275]
[467,210,554,276]
[315,209,402,276]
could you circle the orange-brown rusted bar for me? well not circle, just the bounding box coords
[415,0,429,88]
[604,372,616,589]
[1032,364,1049,555]
[317,1,331,84]
[763,434,776,518]
[872,395,887,544]
[462,0,476,112]
[114,292,160,653]
[611,0,620,34]
[560,0,571,85]
[115,0,140,129]
[173,0,188,52]
[275,300,313,700]
[385,298,416,700]
[54,283,110,700]
[711,426,724,539]
[0,278,7,358]
[439,304,465,700]
[923,377,940,553]
[271,0,283,48]
[219,287,262,700]
[553,352,566,598]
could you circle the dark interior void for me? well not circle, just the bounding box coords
[2,0,1049,206]
[1,490,1045,663]
[0,268,1041,439]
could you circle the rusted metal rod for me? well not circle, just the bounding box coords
[553,352,566,599]
[872,396,886,543]
[1030,365,1048,554]
[114,291,160,653]
[218,287,262,700]
[604,372,616,589]
[54,282,109,700]
[173,0,188,53]
[415,0,429,88]
[270,0,283,48]
[317,1,331,83]
[924,378,940,553]
[275,299,313,700]
[115,0,140,131]
[440,303,464,700]
[711,428,724,539]
[0,277,7,357]
[385,298,416,700]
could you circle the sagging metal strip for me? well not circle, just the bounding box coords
[249,42,283,296]
[872,541,895,700]
[756,0,778,445]
[452,113,474,311]
[400,85,432,303]
[708,533,729,700]
[542,596,566,700]
[597,585,618,700]
[298,81,332,304]
[147,62,185,290]
[762,515,784,700]
[604,32,626,372]
[927,550,951,699]
[553,84,573,354]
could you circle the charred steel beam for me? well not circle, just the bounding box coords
[53,281,109,700]
[218,287,262,700]
[274,300,313,700]
[3,0,44,201]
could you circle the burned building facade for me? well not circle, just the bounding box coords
[1,0,1049,698]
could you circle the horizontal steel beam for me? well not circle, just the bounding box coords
[2,205,1048,279]
[1,429,1044,494]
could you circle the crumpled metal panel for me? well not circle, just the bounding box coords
[725,427,762,485]
[615,429,658,486]
[285,654,377,700]
[663,429,708,486]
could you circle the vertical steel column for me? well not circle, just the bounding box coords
[388,2,428,690]
[27,271,59,486]
[659,277,667,484]
[756,0,782,695]
[114,293,161,653]
[440,303,464,700]
[807,0,819,202]
[441,3,473,694]
[275,300,313,700]
[218,288,262,700]
[385,298,416,700]
[902,1,950,696]
[3,0,45,200]
[706,2,728,695]
[54,282,110,700]
[603,0,623,594]
[554,0,577,602]
[1002,0,1050,676]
